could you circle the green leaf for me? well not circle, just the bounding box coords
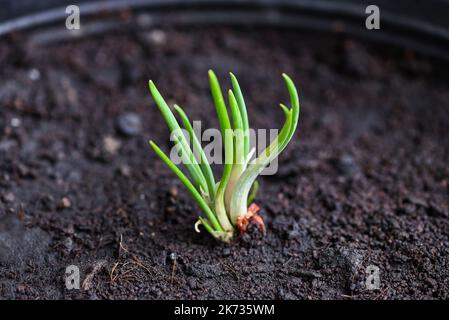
[247,180,259,205]
[229,73,300,223]
[148,80,209,194]
[198,217,233,242]
[149,140,223,232]
[208,70,234,231]
[280,73,300,152]
[230,107,293,222]
[230,72,250,157]
[228,90,244,166]
[224,90,246,214]
[197,216,214,234]
[174,104,216,202]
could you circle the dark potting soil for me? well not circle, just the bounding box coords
[0,27,448,300]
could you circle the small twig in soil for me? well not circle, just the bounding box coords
[17,204,25,221]
[113,235,176,285]
[132,259,159,276]
[118,234,130,256]
[110,262,135,282]
[222,263,240,281]
[82,259,107,290]
[110,262,120,282]
[170,258,177,284]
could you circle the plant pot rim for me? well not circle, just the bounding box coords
[1,0,449,61]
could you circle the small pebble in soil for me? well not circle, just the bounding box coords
[60,197,71,209]
[336,154,361,178]
[116,112,142,136]
[146,29,167,45]
[222,248,231,257]
[64,237,73,252]
[3,192,15,203]
[169,186,178,198]
[3,192,16,202]
[167,253,178,266]
[28,68,41,81]
[287,222,302,240]
[103,135,121,155]
[10,118,21,128]
[119,164,132,177]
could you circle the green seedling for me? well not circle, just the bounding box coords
[149,70,300,242]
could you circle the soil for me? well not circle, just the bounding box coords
[0,27,448,300]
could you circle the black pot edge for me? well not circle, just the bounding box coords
[1,0,449,61]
